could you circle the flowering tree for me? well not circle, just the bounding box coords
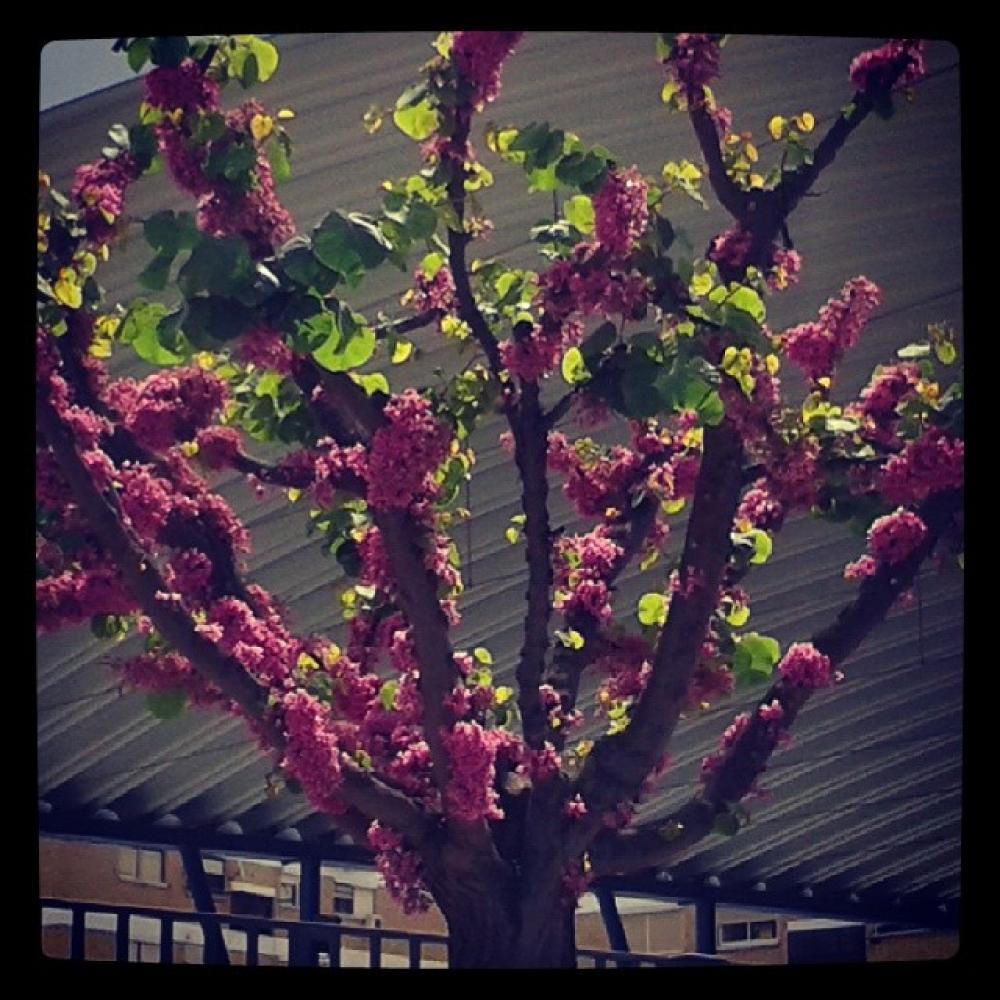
[36,33,963,967]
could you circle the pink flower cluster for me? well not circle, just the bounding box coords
[663,33,723,101]
[778,642,833,689]
[867,508,928,565]
[499,318,583,383]
[783,276,882,381]
[547,433,645,518]
[593,634,653,706]
[859,363,922,419]
[368,822,433,914]
[408,264,458,326]
[737,479,785,530]
[279,689,344,813]
[879,427,964,506]
[540,243,649,323]
[849,39,927,93]
[451,31,524,109]
[238,327,295,375]
[553,526,623,623]
[194,426,243,471]
[593,167,650,257]
[364,390,451,510]
[71,155,141,246]
[116,650,223,708]
[441,721,504,823]
[105,367,228,452]
[36,560,138,634]
[768,248,803,291]
[844,554,878,581]
[700,711,751,783]
[144,59,221,113]
[202,595,300,685]
[149,72,296,257]
[708,226,753,271]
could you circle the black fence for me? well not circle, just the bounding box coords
[40,898,726,968]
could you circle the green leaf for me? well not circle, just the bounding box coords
[580,321,617,361]
[177,237,255,298]
[246,37,279,81]
[637,592,668,627]
[561,346,590,386]
[726,603,750,628]
[564,194,595,234]
[897,341,932,360]
[182,296,254,345]
[144,211,200,257]
[473,647,493,665]
[147,689,186,720]
[268,141,292,184]
[934,340,957,365]
[726,285,766,323]
[749,529,772,565]
[555,629,585,650]
[313,211,389,279]
[138,252,175,292]
[379,680,399,712]
[358,372,389,396]
[121,300,185,366]
[312,309,375,372]
[127,37,152,73]
[393,99,440,141]
[732,632,781,687]
[555,151,607,189]
[150,36,189,69]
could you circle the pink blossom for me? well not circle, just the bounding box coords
[784,276,882,381]
[238,327,295,375]
[737,480,784,530]
[879,428,964,506]
[844,554,879,581]
[564,794,588,820]
[849,39,926,93]
[441,721,504,823]
[116,650,223,708]
[663,34,723,101]
[708,226,753,271]
[368,822,433,914]
[778,642,833,689]
[867,508,928,565]
[195,426,243,470]
[144,59,220,113]
[758,699,785,724]
[364,390,451,510]
[593,167,649,257]
[451,31,524,109]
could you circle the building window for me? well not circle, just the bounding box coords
[718,919,778,948]
[278,882,298,909]
[201,857,227,895]
[333,884,354,916]
[117,847,166,886]
[128,941,160,963]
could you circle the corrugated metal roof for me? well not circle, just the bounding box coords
[37,33,962,923]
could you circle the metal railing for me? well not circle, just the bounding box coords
[40,898,726,968]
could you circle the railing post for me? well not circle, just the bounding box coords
[116,913,130,962]
[179,845,229,965]
[694,898,717,955]
[70,904,85,960]
[159,915,174,964]
[595,886,630,954]
[290,857,321,966]
[409,936,422,969]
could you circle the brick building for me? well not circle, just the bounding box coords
[38,838,957,965]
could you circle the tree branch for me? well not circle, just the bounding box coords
[38,391,435,849]
[688,103,748,219]
[589,486,962,876]
[565,422,745,858]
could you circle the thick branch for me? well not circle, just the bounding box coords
[590,487,962,875]
[566,422,745,857]
[688,103,748,219]
[514,383,555,749]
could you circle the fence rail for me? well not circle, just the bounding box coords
[40,898,725,968]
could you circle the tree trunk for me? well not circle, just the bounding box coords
[437,882,577,969]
